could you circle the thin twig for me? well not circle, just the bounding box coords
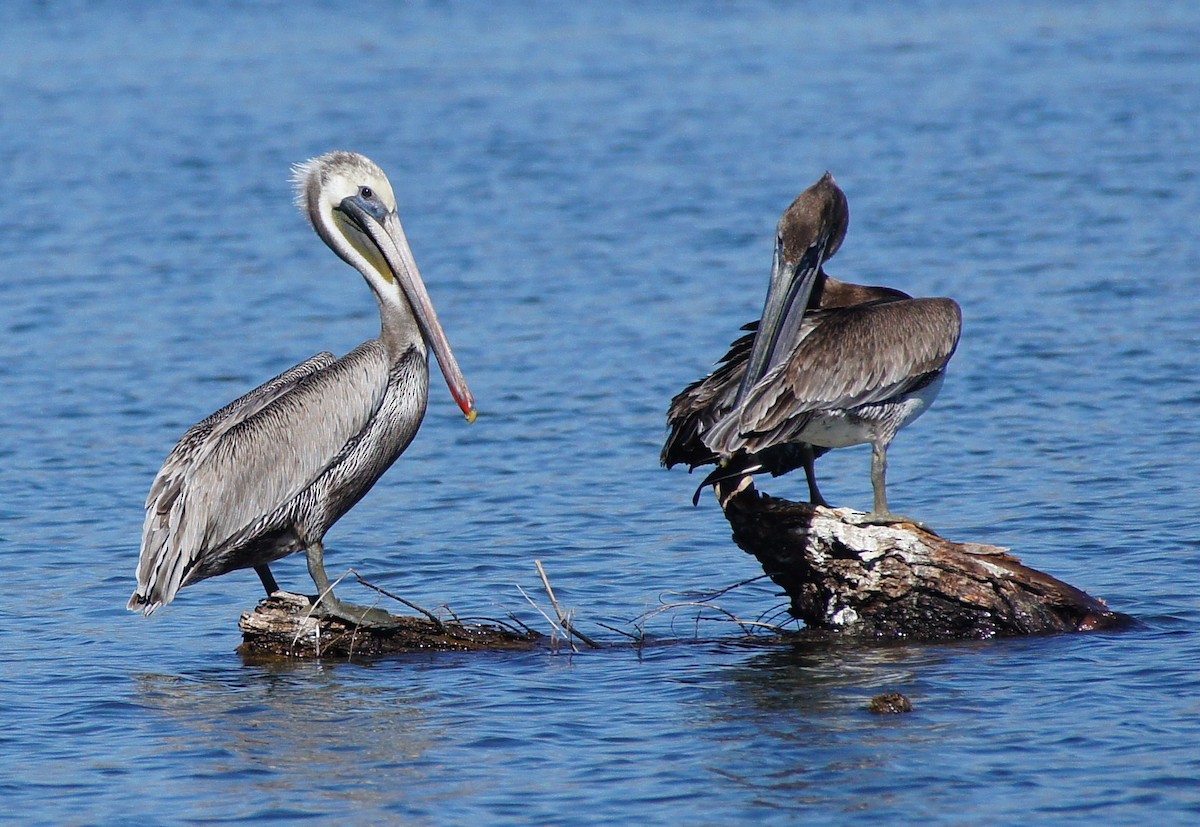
[757,602,799,630]
[454,615,535,637]
[667,574,773,603]
[535,560,602,650]
[353,571,444,630]
[595,621,643,642]
[516,582,575,652]
[506,612,537,635]
[633,600,790,637]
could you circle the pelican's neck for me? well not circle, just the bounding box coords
[807,268,832,308]
[376,289,425,363]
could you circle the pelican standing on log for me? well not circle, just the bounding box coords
[663,173,961,524]
[129,151,476,626]
[662,173,905,504]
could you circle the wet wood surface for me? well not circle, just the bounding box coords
[719,482,1133,639]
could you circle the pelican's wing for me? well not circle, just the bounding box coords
[709,298,961,455]
[132,343,389,613]
[143,351,336,511]
[661,321,757,469]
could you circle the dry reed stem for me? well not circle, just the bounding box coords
[535,560,602,650]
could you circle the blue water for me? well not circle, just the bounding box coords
[2,1,1198,823]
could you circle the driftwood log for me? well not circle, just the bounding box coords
[720,481,1133,639]
[238,591,543,659]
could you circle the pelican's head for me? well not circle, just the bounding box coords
[292,151,476,423]
[294,152,397,283]
[775,171,849,268]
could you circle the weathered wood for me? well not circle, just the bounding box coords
[237,592,543,659]
[719,482,1133,639]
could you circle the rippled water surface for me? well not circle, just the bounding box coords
[2,1,1198,823]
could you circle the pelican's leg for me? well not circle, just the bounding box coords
[862,442,936,534]
[800,444,830,508]
[869,442,890,517]
[305,541,395,627]
[254,565,280,596]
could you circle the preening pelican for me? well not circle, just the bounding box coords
[663,173,889,503]
[664,173,960,524]
[129,151,476,625]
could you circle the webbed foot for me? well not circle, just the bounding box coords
[861,511,939,537]
[311,595,396,628]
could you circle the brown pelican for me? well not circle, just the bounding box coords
[663,173,901,504]
[128,151,476,625]
[664,173,960,524]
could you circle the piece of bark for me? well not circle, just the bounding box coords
[868,693,914,714]
[237,591,543,659]
[719,482,1133,639]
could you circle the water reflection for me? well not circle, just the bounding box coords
[131,665,440,816]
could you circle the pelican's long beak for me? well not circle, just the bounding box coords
[367,210,477,423]
[734,236,826,406]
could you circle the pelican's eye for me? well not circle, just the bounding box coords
[359,186,375,200]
